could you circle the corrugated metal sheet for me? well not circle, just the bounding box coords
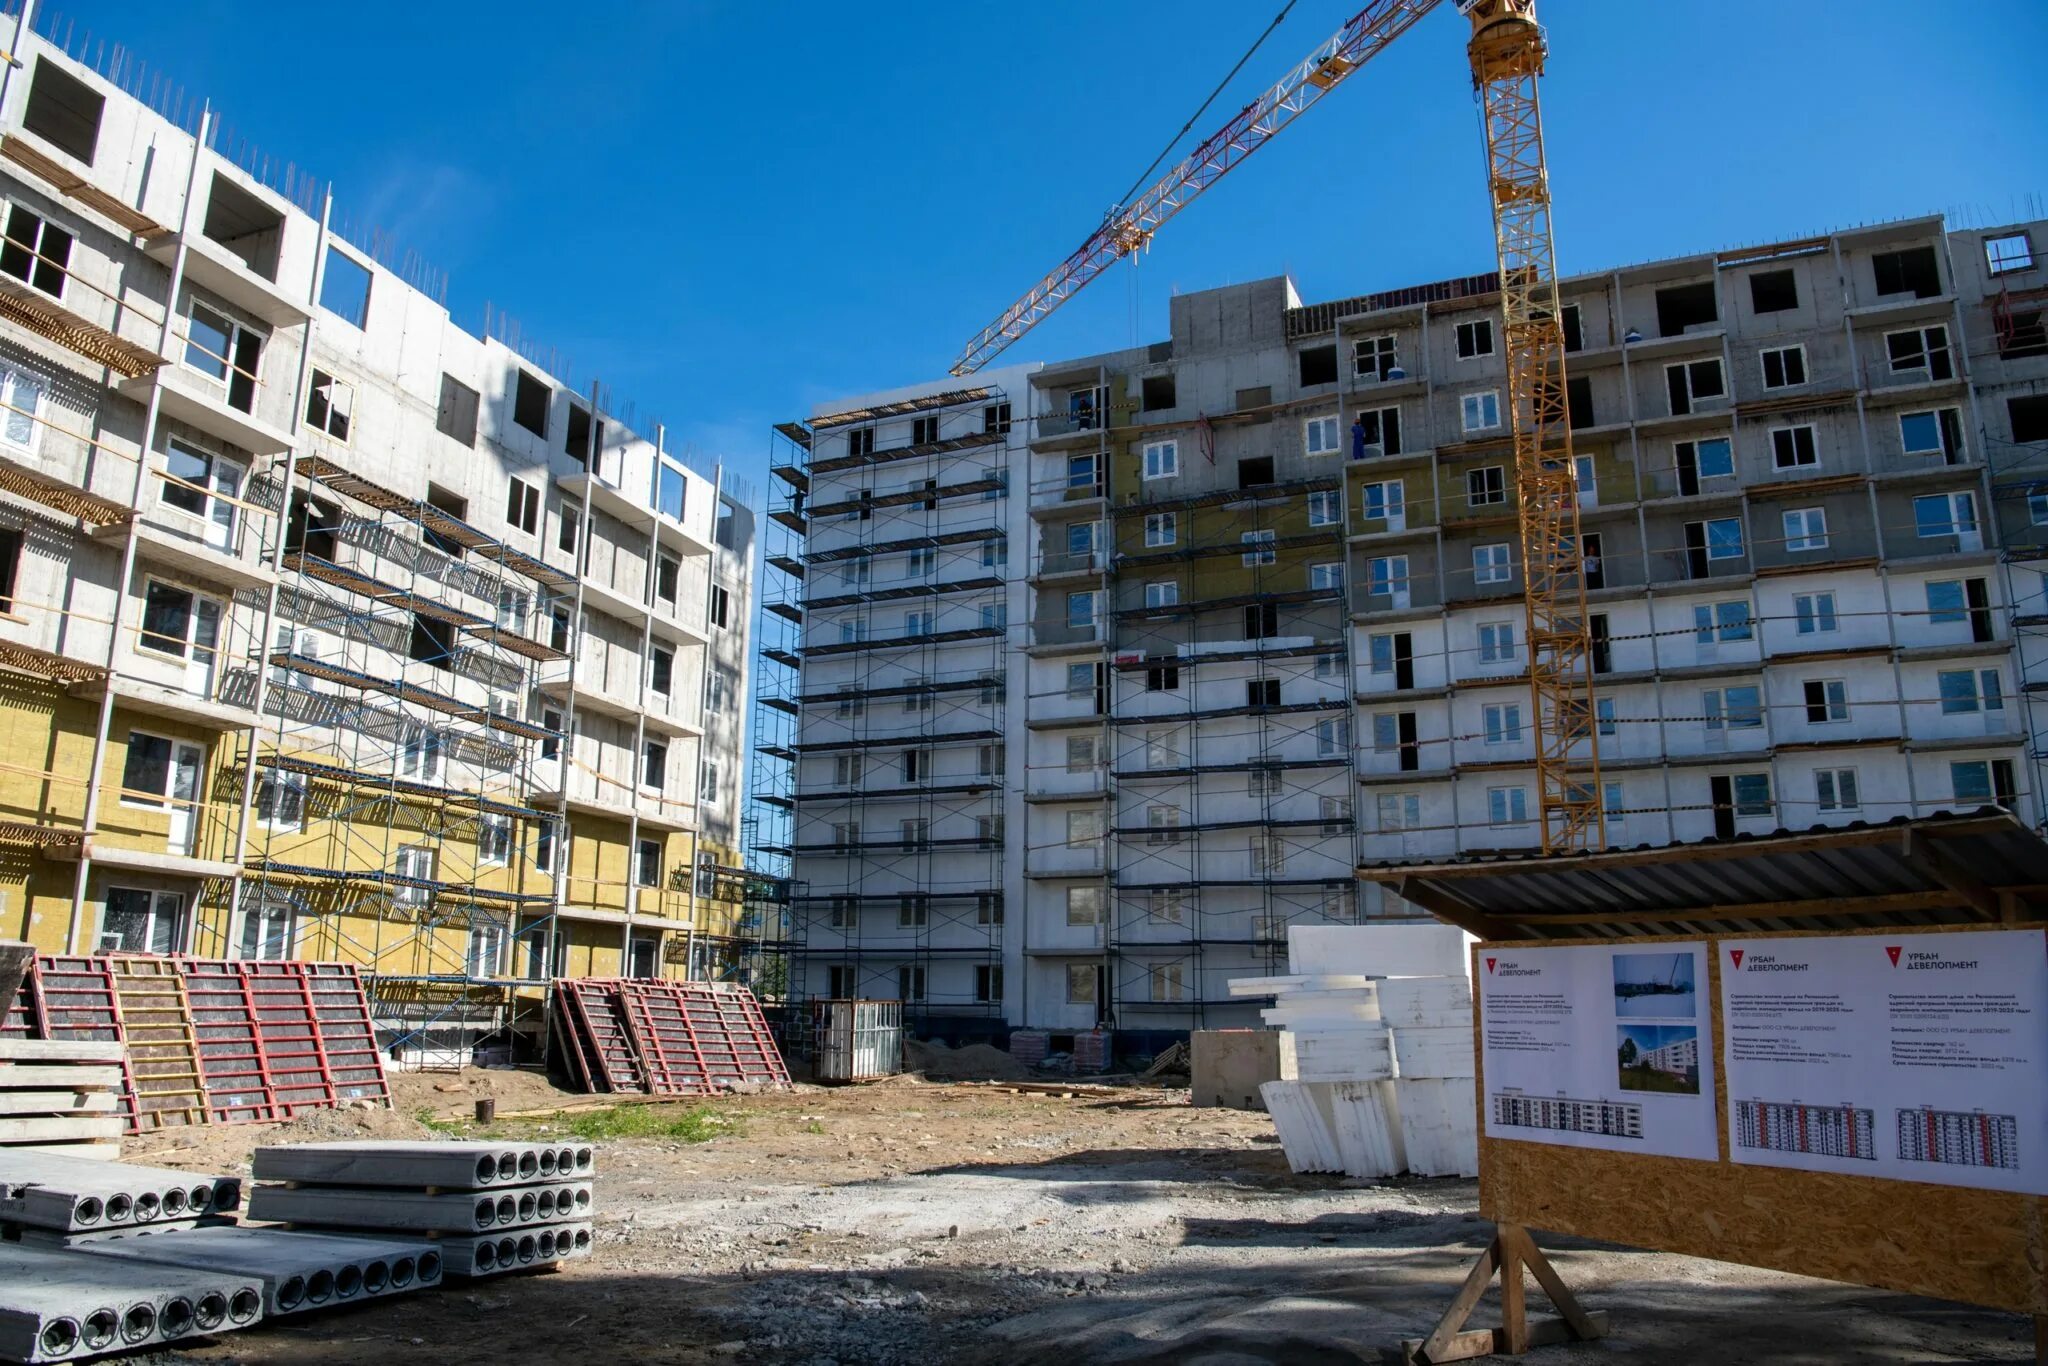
[1358,810,2048,940]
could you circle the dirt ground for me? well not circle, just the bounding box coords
[108,1070,2037,1366]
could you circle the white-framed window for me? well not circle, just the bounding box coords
[138,579,222,667]
[393,844,437,909]
[1925,579,1974,625]
[0,361,45,454]
[1770,424,1818,469]
[401,728,443,781]
[1142,439,1179,481]
[1354,333,1398,380]
[1248,763,1283,795]
[898,966,928,1003]
[1783,506,1828,552]
[1241,530,1277,566]
[1899,408,1963,461]
[1487,787,1528,825]
[1483,703,1522,745]
[700,757,723,804]
[1066,452,1098,490]
[1794,591,1838,634]
[1467,465,1506,507]
[1370,713,1401,754]
[1679,437,1735,482]
[1309,562,1343,591]
[0,204,72,299]
[898,549,926,577]
[255,771,306,831]
[896,895,929,929]
[1377,792,1420,831]
[1149,889,1187,925]
[183,299,264,411]
[1067,885,1103,925]
[642,738,668,790]
[1727,773,1774,818]
[1951,759,2016,806]
[1360,479,1403,522]
[1145,728,1181,768]
[99,888,185,955]
[1066,809,1105,852]
[1694,600,1753,642]
[1478,621,1516,662]
[981,601,1007,630]
[1701,517,1746,560]
[1251,833,1287,875]
[1987,231,2035,276]
[1316,717,1350,757]
[1144,512,1177,547]
[1065,735,1099,774]
[505,477,540,535]
[1759,345,1807,390]
[1144,580,1178,608]
[905,608,934,636]
[837,617,866,645]
[1703,685,1763,730]
[1816,767,1860,813]
[1307,490,1340,526]
[1602,781,1626,824]
[1367,555,1407,599]
[1066,590,1098,632]
[1148,964,1185,1003]
[239,896,299,962]
[1066,963,1097,1003]
[1145,804,1182,846]
[1885,325,1954,380]
[1455,318,1494,359]
[1665,358,1725,415]
[1473,542,1512,585]
[1803,678,1849,724]
[1461,391,1501,433]
[1304,415,1341,457]
[1913,491,1978,540]
[2033,492,2048,527]
[1066,662,1098,699]
[1596,697,1617,737]
[306,368,354,441]
[1573,454,1596,501]
[478,813,514,866]
[1937,668,2004,715]
[832,754,858,787]
[161,438,246,544]
[898,817,929,850]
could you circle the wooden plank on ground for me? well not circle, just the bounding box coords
[0,1141,120,1159]
[0,1065,125,1088]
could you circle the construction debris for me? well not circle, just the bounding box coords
[551,979,787,1095]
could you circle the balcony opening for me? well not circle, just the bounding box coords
[202,173,284,282]
[317,245,372,328]
[565,401,603,465]
[409,613,456,672]
[512,370,550,439]
[23,58,103,165]
[1749,269,1798,314]
[285,491,340,561]
[1654,281,1718,337]
[1872,245,1942,300]
[424,484,468,558]
[1237,456,1274,489]
[1140,373,1176,411]
[1298,345,1338,387]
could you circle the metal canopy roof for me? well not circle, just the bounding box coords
[1357,810,2048,941]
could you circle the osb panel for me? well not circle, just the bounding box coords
[1474,923,2048,1316]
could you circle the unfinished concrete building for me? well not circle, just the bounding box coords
[0,14,758,1060]
[764,211,2048,1045]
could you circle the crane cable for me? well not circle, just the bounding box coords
[1108,0,1301,217]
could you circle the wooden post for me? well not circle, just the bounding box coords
[1400,1224,1607,1364]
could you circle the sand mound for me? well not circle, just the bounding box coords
[905,1038,1029,1081]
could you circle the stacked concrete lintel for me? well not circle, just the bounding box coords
[248,1141,598,1278]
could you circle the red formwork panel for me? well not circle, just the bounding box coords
[296,963,392,1110]
[549,988,602,1094]
[613,980,790,1095]
[559,980,647,1094]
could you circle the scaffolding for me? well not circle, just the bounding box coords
[767,385,1014,1035]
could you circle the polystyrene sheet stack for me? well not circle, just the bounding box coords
[1235,972,1406,1179]
[1380,971,1478,1178]
[248,1141,597,1279]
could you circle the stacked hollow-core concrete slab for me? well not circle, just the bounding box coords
[72,1226,442,1317]
[248,1141,598,1278]
[0,1243,263,1362]
[0,1150,241,1236]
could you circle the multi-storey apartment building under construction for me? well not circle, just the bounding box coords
[0,14,757,1058]
[761,210,2048,1045]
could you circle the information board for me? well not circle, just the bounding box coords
[1478,942,1719,1160]
[1718,929,2048,1195]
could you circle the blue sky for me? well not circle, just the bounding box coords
[80,0,2048,489]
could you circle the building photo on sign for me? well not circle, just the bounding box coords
[1617,1024,1701,1096]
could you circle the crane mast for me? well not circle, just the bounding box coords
[1462,0,1603,852]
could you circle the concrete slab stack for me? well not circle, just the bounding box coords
[248,1141,599,1279]
[0,1150,241,1241]
[73,1226,442,1317]
[0,1244,263,1362]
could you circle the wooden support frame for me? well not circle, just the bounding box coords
[1401,1224,1607,1364]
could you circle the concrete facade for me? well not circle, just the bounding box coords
[0,17,757,1053]
[765,211,2048,1038]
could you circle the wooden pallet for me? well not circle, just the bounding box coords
[0,1036,126,1156]
[108,957,207,1130]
